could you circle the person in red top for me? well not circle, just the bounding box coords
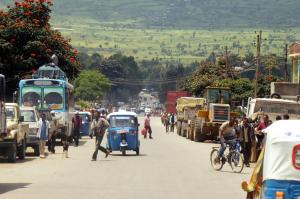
[254,115,269,160]
[72,112,82,147]
[144,113,153,139]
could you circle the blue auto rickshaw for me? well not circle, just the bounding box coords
[78,111,92,136]
[242,120,300,199]
[106,111,140,156]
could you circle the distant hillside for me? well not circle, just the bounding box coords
[50,0,300,28]
[1,0,300,28]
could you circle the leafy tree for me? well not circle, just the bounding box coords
[212,78,254,101]
[0,0,80,96]
[74,70,110,101]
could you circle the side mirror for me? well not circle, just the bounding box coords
[19,116,24,122]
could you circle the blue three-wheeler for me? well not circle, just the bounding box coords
[106,111,140,156]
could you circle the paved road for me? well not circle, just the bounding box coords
[0,117,252,199]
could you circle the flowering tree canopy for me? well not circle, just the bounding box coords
[0,0,81,82]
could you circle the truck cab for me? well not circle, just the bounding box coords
[0,103,29,162]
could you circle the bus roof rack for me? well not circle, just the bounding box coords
[32,63,67,81]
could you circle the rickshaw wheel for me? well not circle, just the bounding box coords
[122,149,126,156]
[136,148,140,155]
[210,148,224,171]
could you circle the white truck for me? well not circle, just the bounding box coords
[20,107,39,156]
[245,97,300,121]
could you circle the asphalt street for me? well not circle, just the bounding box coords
[0,117,252,199]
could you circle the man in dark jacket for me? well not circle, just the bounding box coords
[72,112,82,147]
[240,117,253,167]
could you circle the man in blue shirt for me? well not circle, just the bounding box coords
[37,113,50,158]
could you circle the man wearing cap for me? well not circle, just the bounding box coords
[72,111,82,147]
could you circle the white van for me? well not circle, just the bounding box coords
[20,107,39,156]
[145,107,151,116]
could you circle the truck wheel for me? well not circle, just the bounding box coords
[177,121,182,135]
[17,140,26,160]
[198,134,206,142]
[8,143,17,163]
[33,145,40,156]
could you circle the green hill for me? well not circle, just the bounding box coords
[50,0,300,28]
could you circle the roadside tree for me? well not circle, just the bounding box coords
[74,70,110,101]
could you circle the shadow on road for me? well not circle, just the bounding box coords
[0,183,31,194]
[219,170,250,175]
[110,154,147,157]
[0,157,35,164]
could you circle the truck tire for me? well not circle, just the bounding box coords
[17,139,26,160]
[8,143,17,163]
[270,93,281,99]
[33,145,40,156]
[177,121,182,135]
[198,134,206,142]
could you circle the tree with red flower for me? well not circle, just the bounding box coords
[0,0,81,96]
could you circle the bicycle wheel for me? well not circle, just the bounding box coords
[210,148,224,171]
[230,151,244,173]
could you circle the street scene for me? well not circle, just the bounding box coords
[1,0,300,199]
[0,117,252,199]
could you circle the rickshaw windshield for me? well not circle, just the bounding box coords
[109,116,137,128]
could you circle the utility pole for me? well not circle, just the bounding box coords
[284,43,289,81]
[254,30,262,98]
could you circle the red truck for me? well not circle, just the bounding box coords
[165,91,190,113]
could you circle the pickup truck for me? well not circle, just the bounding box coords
[0,103,29,162]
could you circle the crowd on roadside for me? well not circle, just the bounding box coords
[160,112,177,133]
[218,113,290,167]
[36,109,111,161]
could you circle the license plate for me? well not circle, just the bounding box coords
[117,130,128,134]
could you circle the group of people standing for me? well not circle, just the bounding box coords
[161,112,177,133]
[36,110,111,161]
[218,113,290,167]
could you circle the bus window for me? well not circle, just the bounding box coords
[44,87,64,110]
[22,87,41,108]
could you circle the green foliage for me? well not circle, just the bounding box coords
[76,100,91,109]
[74,70,110,101]
[0,0,81,96]
[212,78,254,101]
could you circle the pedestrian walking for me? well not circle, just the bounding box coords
[165,113,170,133]
[144,113,153,139]
[91,113,110,161]
[37,113,50,158]
[48,111,60,154]
[170,113,175,132]
[239,117,253,167]
[72,111,82,147]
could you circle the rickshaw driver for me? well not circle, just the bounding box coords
[216,117,237,162]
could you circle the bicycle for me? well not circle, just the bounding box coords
[210,139,244,173]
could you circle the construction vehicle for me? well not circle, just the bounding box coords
[194,86,237,142]
[176,97,204,139]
